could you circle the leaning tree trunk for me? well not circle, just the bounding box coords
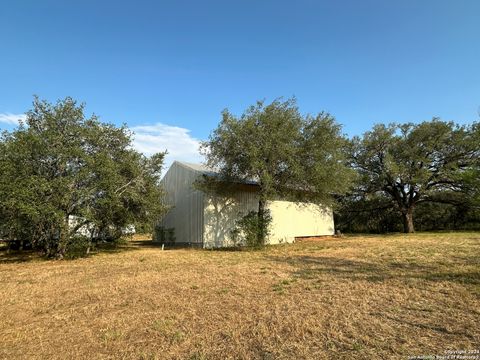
[401,208,415,233]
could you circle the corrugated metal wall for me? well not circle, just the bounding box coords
[267,201,334,243]
[160,161,335,248]
[204,194,335,248]
[159,162,204,245]
[203,188,259,248]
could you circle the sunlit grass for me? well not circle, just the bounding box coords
[0,232,478,359]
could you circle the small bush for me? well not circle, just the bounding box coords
[154,225,175,244]
[65,235,93,259]
[231,210,272,248]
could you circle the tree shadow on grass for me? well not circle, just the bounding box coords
[267,255,480,286]
[129,240,248,251]
[0,239,198,263]
[381,314,477,341]
[0,241,149,264]
[0,250,43,264]
[129,240,207,250]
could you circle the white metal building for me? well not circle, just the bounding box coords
[158,161,334,248]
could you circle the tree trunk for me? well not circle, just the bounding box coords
[55,220,69,259]
[56,235,67,259]
[257,198,266,245]
[402,208,415,233]
[86,230,94,256]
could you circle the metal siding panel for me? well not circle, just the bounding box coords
[267,201,335,243]
[203,192,335,248]
[159,162,204,245]
[160,162,335,248]
[203,188,259,248]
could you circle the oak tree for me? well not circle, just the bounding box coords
[349,120,480,233]
[0,97,166,257]
[201,98,353,244]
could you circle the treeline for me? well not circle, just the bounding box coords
[336,197,480,233]
[1,96,479,258]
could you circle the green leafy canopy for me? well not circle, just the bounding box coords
[201,97,354,206]
[0,96,167,258]
[348,119,480,233]
[200,97,354,244]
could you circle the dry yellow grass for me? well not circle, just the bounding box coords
[1,233,479,359]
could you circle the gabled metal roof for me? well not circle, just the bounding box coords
[175,161,218,176]
[174,161,259,186]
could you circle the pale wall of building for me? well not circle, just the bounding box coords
[203,189,259,248]
[203,196,334,248]
[159,162,204,245]
[267,200,334,244]
[159,161,335,248]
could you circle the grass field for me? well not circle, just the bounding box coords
[1,233,479,359]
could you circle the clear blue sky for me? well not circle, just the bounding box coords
[1,0,479,163]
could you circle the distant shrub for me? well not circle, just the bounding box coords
[154,225,175,244]
[64,235,92,259]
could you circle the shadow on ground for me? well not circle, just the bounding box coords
[0,250,41,264]
[267,255,480,286]
[0,239,191,263]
